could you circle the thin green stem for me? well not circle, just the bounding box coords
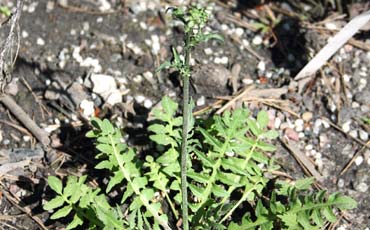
[180,36,191,230]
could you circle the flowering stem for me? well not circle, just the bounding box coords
[180,35,191,230]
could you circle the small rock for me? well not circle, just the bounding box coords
[144,99,153,109]
[305,144,313,151]
[274,117,281,129]
[135,95,145,104]
[359,130,368,141]
[242,78,254,85]
[80,99,95,118]
[284,128,299,141]
[349,130,358,138]
[319,134,329,148]
[252,35,263,45]
[23,135,31,142]
[342,120,351,133]
[337,178,345,188]
[355,182,368,193]
[302,112,313,122]
[298,132,305,138]
[204,48,213,55]
[22,30,29,38]
[37,38,45,46]
[355,156,364,166]
[257,61,266,72]
[196,96,205,106]
[90,73,122,105]
[234,27,244,37]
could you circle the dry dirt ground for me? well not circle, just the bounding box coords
[0,0,369,229]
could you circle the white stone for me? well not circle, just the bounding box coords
[257,61,266,71]
[305,144,313,151]
[349,130,357,138]
[274,117,281,129]
[355,156,364,166]
[80,99,95,118]
[359,130,368,141]
[196,96,205,106]
[97,17,103,23]
[294,119,304,127]
[107,90,122,106]
[343,74,351,82]
[90,73,122,105]
[23,135,31,142]
[144,99,153,109]
[135,95,145,104]
[352,101,360,108]
[37,38,45,46]
[337,178,345,188]
[140,21,147,30]
[355,182,368,192]
[342,120,351,133]
[22,30,29,38]
[98,0,111,11]
[151,35,160,55]
[298,132,305,138]
[204,48,213,55]
[80,57,102,73]
[235,27,244,37]
[325,22,337,30]
[252,35,263,45]
[242,78,254,85]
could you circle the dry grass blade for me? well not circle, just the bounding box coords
[281,138,323,182]
[295,10,370,80]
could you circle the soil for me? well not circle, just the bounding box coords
[0,0,369,229]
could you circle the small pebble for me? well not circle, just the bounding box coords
[359,130,368,141]
[133,75,143,83]
[342,120,351,133]
[234,27,244,37]
[80,99,95,118]
[302,112,313,122]
[325,22,337,30]
[337,178,345,188]
[349,130,358,138]
[22,30,29,38]
[3,139,10,145]
[355,156,364,166]
[23,135,31,142]
[305,144,313,151]
[196,96,205,106]
[204,48,213,55]
[135,95,145,104]
[242,78,254,85]
[257,61,266,71]
[274,117,281,129]
[355,182,368,193]
[37,38,45,46]
[252,35,263,45]
[298,132,305,138]
[144,99,153,109]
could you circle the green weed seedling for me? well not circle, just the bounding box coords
[44,6,357,230]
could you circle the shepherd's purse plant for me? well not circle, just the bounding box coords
[44,5,357,230]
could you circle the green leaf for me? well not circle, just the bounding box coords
[150,134,175,146]
[257,110,269,129]
[261,130,279,139]
[162,96,178,117]
[156,60,172,73]
[48,176,63,195]
[247,119,261,136]
[96,144,114,154]
[187,171,210,184]
[43,196,65,210]
[95,160,113,170]
[332,195,357,210]
[66,214,84,229]
[294,177,315,190]
[50,205,73,219]
[148,124,167,134]
[101,119,114,134]
[322,206,336,223]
